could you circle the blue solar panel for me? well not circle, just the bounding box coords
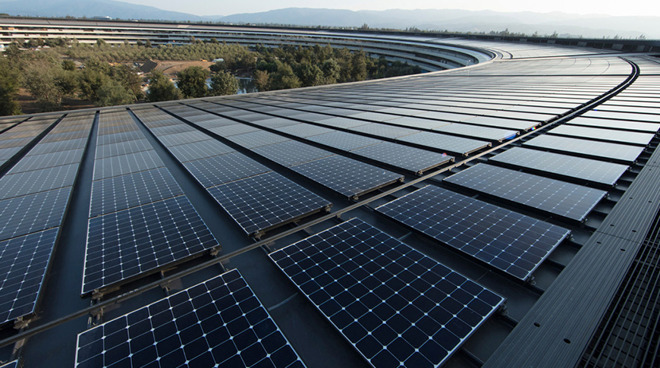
[376,185,570,280]
[183,152,271,188]
[350,142,454,174]
[208,172,331,236]
[0,187,71,241]
[0,164,79,199]
[76,270,306,368]
[0,228,58,325]
[444,164,607,222]
[290,155,403,199]
[82,196,218,294]
[92,150,164,180]
[270,218,504,367]
[524,135,644,164]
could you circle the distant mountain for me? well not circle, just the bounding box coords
[1,1,657,39]
[217,8,658,39]
[0,0,201,21]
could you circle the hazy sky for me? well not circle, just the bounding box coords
[124,0,660,17]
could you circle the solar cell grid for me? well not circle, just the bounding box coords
[275,124,334,137]
[28,138,89,154]
[567,117,660,133]
[76,269,306,368]
[94,139,152,159]
[157,131,210,147]
[433,124,518,142]
[0,228,58,325]
[314,117,367,129]
[445,164,607,222]
[351,142,454,174]
[167,139,235,162]
[398,132,490,156]
[183,152,271,188]
[96,131,145,146]
[208,124,260,137]
[83,196,218,294]
[41,130,90,143]
[308,131,382,151]
[208,172,331,236]
[92,150,164,180]
[90,167,184,218]
[270,218,504,368]
[251,140,334,167]
[490,147,628,186]
[348,123,419,138]
[226,130,291,149]
[0,164,79,199]
[0,187,71,241]
[376,185,570,280]
[547,125,654,146]
[524,135,645,164]
[290,155,403,198]
[10,149,84,173]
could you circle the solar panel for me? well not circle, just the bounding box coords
[10,149,84,173]
[275,124,334,137]
[0,164,79,199]
[183,152,271,188]
[207,172,331,236]
[351,142,454,174]
[90,167,184,218]
[167,139,235,162]
[445,164,607,222]
[433,124,518,142]
[376,185,570,280]
[567,117,660,133]
[94,139,152,159]
[208,124,260,137]
[348,124,419,138]
[76,270,306,368]
[225,130,290,149]
[0,361,17,368]
[308,131,382,151]
[157,131,211,147]
[82,196,218,294]
[524,135,645,164]
[398,132,490,156]
[490,147,628,186]
[28,138,89,154]
[97,131,145,146]
[251,140,335,167]
[92,150,164,180]
[290,155,403,198]
[0,228,58,325]
[0,187,71,241]
[314,116,368,129]
[547,125,654,146]
[270,218,504,367]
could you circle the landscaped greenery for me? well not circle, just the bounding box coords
[0,39,422,115]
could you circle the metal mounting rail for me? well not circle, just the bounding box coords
[0,57,640,349]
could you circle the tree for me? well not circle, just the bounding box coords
[321,59,340,84]
[269,62,301,90]
[351,51,368,81]
[177,66,209,98]
[24,60,65,111]
[146,70,181,102]
[62,60,76,71]
[96,80,136,106]
[296,62,323,87]
[209,71,238,96]
[0,58,21,115]
[253,70,269,91]
[110,64,143,100]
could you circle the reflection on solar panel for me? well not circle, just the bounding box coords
[168,139,234,162]
[92,150,164,180]
[183,152,271,188]
[490,147,628,186]
[308,131,382,151]
[348,124,418,138]
[433,124,518,142]
[445,164,607,221]
[567,117,660,133]
[94,139,152,159]
[398,132,490,156]
[0,164,79,199]
[0,187,71,241]
[351,142,454,174]
[76,270,305,368]
[90,168,183,218]
[0,228,58,325]
[548,125,654,146]
[82,196,218,294]
[376,186,570,280]
[10,149,84,173]
[252,140,334,167]
[208,172,331,236]
[290,155,403,198]
[270,218,504,367]
[524,135,644,164]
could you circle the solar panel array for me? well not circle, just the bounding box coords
[547,125,654,146]
[376,185,570,280]
[524,134,645,164]
[0,114,93,325]
[0,117,58,169]
[132,107,331,236]
[83,111,218,294]
[489,147,628,186]
[270,218,504,367]
[444,164,607,222]
[76,270,306,368]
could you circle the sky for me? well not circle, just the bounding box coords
[124,0,660,17]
